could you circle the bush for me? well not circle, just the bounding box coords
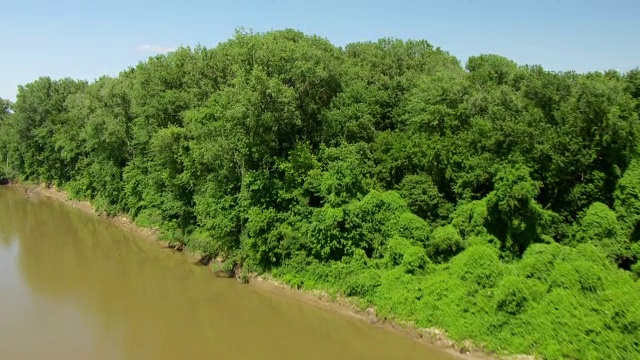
[388,212,431,245]
[398,174,453,223]
[427,225,466,263]
[450,245,503,289]
[450,199,489,239]
[384,236,430,274]
[614,159,640,236]
[549,260,605,294]
[573,202,630,262]
[342,190,411,256]
[241,207,288,269]
[307,206,345,260]
[187,229,218,255]
[517,243,562,281]
[494,276,531,315]
[342,269,382,298]
[632,263,640,279]
[402,245,430,275]
[308,190,431,261]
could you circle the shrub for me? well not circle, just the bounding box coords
[342,269,382,298]
[387,211,431,245]
[427,225,466,263]
[450,245,503,289]
[494,276,531,315]
[614,159,640,236]
[549,259,605,294]
[398,174,453,223]
[450,199,489,239]
[573,202,630,262]
[401,245,430,275]
[517,243,562,281]
[384,236,430,274]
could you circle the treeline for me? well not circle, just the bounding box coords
[1,29,640,359]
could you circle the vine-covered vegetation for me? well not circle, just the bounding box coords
[1,29,639,359]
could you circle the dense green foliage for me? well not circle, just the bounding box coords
[1,29,639,359]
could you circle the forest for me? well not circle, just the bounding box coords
[1,29,639,359]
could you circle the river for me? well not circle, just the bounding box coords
[0,186,455,360]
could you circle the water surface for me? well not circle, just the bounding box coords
[0,186,454,360]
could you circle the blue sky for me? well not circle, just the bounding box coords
[2,0,639,101]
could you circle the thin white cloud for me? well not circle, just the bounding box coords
[137,44,177,53]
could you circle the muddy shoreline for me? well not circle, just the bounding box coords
[5,182,535,360]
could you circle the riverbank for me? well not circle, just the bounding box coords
[248,275,529,360]
[6,182,534,360]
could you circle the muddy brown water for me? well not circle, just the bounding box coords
[0,186,455,360]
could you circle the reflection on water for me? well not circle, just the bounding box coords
[0,187,453,360]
